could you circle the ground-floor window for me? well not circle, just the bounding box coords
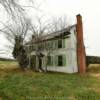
[56,55,66,66]
[58,55,63,66]
[47,55,66,67]
[47,56,53,66]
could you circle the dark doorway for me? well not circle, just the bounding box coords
[39,58,42,69]
[30,55,36,70]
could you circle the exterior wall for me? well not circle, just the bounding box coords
[29,27,78,73]
[30,27,78,73]
[41,27,78,73]
[69,27,78,73]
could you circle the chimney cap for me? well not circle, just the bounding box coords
[76,14,82,17]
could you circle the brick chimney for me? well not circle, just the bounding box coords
[76,14,86,73]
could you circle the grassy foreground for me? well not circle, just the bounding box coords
[0,61,100,100]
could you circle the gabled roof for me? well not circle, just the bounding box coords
[39,24,76,40]
[49,24,76,35]
[25,24,76,45]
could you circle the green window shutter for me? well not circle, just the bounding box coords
[50,41,53,50]
[62,39,66,48]
[52,56,54,66]
[52,41,54,49]
[55,40,58,49]
[49,41,51,49]
[51,41,53,49]
[55,55,58,66]
[50,56,52,66]
[51,56,53,66]
[47,56,53,66]
[45,42,47,49]
[63,55,66,66]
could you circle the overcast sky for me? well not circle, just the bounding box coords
[0,0,100,57]
[40,0,100,56]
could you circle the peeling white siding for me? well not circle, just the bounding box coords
[30,26,78,73]
[42,26,78,73]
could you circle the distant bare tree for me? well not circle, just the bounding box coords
[49,16,69,33]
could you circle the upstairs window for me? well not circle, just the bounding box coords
[46,41,53,50]
[58,39,62,48]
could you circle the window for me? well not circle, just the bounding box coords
[46,41,53,50]
[32,45,36,50]
[55,55,66,66]
[58,39,62,48]
[58,55,63,66]
[38,43,44,50]
[47,56,53,66]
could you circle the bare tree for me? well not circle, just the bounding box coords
[0,17,32,70]
[0,0,69,72]
[27,16,69,72]
[0,0,37,18]
[0,0,42,70]
[26,16,50,72]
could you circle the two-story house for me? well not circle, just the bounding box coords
[25,14,86,73]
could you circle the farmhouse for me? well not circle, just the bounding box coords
[25,14,86,73]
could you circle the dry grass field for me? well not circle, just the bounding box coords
[0,61,100,100]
